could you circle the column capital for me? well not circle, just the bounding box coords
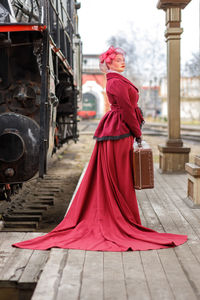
[157,0,192,10]
[165,27,183,39]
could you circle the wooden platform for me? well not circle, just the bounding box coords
[1,167,200,300]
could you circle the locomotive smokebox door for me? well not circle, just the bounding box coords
[0,112,40,183]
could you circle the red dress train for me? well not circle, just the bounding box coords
[13,136,187,251]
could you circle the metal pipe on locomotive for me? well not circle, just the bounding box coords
[0,0,82,200]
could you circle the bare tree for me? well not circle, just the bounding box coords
[184,52,200,77]
[107,27,166,118]
[139,33,166,81]
[107,26,166,86]
[107,35,140,83]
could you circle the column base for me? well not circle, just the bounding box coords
[158,144,190,173]
[185,156,200,206]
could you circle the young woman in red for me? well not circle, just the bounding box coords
[13,46,187,251]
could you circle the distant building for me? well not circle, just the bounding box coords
[139,86,162,118]
[80,56,200,122]
[79,54,109,119]
[160,77,200,120]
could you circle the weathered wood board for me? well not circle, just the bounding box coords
[1,168,200,300]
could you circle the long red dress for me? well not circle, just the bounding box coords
[13,72,187,251]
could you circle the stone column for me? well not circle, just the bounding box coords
[157,0,191,172]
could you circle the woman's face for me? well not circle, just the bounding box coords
[107,54,125,72]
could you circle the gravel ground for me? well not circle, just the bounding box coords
[39,134,95,232]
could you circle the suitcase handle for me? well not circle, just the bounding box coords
[133,140,150,150]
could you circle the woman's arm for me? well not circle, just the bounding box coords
[108,79,142,138]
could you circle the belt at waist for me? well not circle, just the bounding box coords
[110,105,121,111]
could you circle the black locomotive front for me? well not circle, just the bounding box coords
[0,0,82,199]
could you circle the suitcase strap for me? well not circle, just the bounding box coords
[139,149,142,189]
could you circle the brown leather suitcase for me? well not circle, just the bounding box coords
[133,142,154,190]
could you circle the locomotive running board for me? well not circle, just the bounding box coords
[0,24,46,32]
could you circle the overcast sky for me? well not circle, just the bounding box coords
[78,0,199,65]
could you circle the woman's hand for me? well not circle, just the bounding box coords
[136,137,142,147]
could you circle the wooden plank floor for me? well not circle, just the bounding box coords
[1,167,200,300]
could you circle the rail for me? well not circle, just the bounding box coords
[143,122,200,132]
[143,122,200,142]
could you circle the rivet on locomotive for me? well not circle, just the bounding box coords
[0,0,82,201]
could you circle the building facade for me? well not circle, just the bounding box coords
[160,77,200,121]
[79,54,109,119]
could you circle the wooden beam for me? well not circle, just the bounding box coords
[157,0,192,10]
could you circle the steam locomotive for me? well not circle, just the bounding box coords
[0,0,82,200]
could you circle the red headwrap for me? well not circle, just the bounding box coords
[99,46,125,73]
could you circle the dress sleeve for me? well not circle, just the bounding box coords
[109,79,142,138]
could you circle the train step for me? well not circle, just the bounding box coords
[3,214,42,222]
[4,221,38,229]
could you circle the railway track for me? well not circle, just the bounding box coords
[1,175,66,231]
[142,123,200,143]
[80,120,200,143]
[0,137,88,232]
[0,133,94,232]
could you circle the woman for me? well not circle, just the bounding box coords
[13,46,187,251]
